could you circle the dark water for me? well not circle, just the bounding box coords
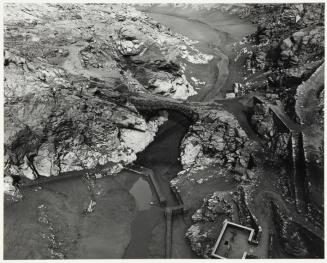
[136,111,191,206]
[124,111,194,258]
[217,96,263,142]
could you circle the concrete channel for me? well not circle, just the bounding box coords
[253,95,309,214]
[125,166,167,206]
[125,165,188,258]
[289,131,310,213]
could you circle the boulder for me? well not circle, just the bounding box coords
[147,71,196,100]
[116,26,147,56]
[280,38,293,51]
[292,30,306,43]
[4,176,17,196]
[225,92,236,99]
[33,143,60,177]
[20,156,38,180]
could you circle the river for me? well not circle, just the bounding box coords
[4,8,257,259]
[124,111,194,258]
[144,8,256,101]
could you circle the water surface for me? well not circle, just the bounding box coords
[146,11,256,101]
[129,177,153,211]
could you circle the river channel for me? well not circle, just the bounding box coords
[4,8,257,259]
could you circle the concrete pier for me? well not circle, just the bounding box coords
[171,186,184,206]
[252,96,309,214]
[289,131,309,213]
[267,231,274,259]
[20,170,89,188]
[125,166,167,206]
[147,171,167,206]
[165,208,173,258]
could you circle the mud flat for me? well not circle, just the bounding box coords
[4,171,141,259]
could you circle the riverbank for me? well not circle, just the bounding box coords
[4,3,324,259]
[137,4,256,100]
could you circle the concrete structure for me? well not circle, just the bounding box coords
[252,95,301,133]
[147,171,167,206]
[252,96,309,214]
[126,164,189,258]
[211,220,257,259]
[165,208,173,258]
[288,131,308,213]
[125,166,167,206]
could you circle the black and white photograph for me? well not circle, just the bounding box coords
[3,2,325,259]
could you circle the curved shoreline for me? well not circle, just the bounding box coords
[142,9,255,101]
[144,10,231,101]
[136,5,255,39]
[144,10,232,42]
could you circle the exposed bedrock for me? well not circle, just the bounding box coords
[180,109,249,171]
[4,49,170,196]
[226,4,324,122]
[250,101,290,160]
[170,105,259,210]
[3,3,217,197]
[185,191,234,258]
[185,186,262,258]
[108,5,215,100]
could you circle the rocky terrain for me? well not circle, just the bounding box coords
[171,106,257,201]
[4,3,324,260]
[4,3,214,196]
[140,3,324,259]
[231,4,324,118]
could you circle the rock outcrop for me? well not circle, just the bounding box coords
[250,101,290,159]
[185,191,234,258]
[3,3,215,197]
[173,108,254,185]
[181,109,250,169]
[4,4,182,196]
[185,186,262,258]
[4,50,168,187]
[170,105,259,213]
[229,4,324,121]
